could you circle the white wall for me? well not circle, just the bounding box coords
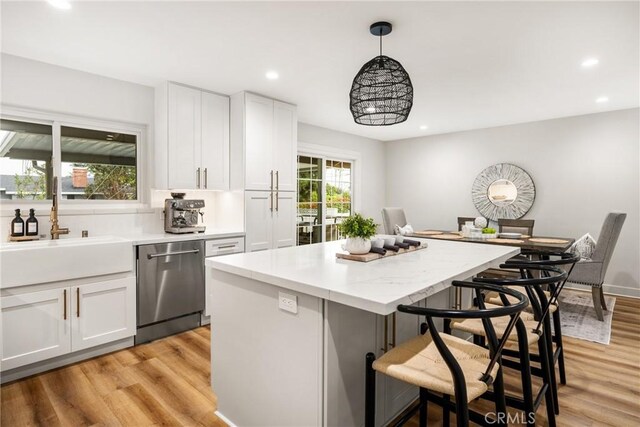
[385,108,640,296]
[298,122,387,228]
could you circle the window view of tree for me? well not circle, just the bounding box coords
[0,119,53,200]
[296,155,353,246]
[60,126,137,200]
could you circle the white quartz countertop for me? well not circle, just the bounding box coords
[127,229,245,245]
[206,239,519,315]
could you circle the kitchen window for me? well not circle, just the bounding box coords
[296,154,353,246]
[0,111,143,203]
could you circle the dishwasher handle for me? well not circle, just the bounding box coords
[147,249,200,259]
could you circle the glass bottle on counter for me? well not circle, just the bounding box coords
[11,209,25,237]
[26,208,38,236]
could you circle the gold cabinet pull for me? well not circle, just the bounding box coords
[196,168,201,189]
[275,170,279,190]
[275,192,279,211]
[270,170,274,190]
[63,289,67,320]
[76,288,80,318]
[269,191,273,212]
[204,168,208,189]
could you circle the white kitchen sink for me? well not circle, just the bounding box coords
[0,236,134,288]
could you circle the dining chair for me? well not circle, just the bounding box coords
[449,266,566,426]
[457,216,477,231]
[567,212,626,321]
[498,219,535,236]
[365,281,529,427]
[381,207,408,235]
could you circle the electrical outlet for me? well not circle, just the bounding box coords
[278,292,298,314]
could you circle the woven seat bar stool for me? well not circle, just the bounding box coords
[451,266,567,426]
[500,251,580,388]
[365,281,529,427]
[471,265,568,422]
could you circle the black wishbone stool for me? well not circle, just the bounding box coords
[364,282,528,427]
[459,265,568,426]
[486,252,579,415]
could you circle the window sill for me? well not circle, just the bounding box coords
[0,204,158,217]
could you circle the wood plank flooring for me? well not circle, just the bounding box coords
[2,294,639,426]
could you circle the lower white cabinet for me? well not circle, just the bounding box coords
[71,277,136,352]
[245,191,296,252]
[1,276,136,371]
[1,288,71,371]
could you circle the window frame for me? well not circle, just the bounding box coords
[0,106,147,207]
[297,142,361,245]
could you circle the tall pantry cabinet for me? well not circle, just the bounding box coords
[230,92,297,252]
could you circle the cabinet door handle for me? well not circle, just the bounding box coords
[270,170,274,190]
[269,191,273,212]
[275,192,279,211]
[196,168,201,189]
[276,170,279,191]
[204,168,208,189]
[390,312,397,349]
[217,244,237,250]
[76,288,80,318]
[63,289,67,320]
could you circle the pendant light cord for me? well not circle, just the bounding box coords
[379,32,382,56]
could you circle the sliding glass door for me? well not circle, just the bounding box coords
[297,155,352,246]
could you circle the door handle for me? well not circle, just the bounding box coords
[147,249,200,259]
[63,289,67,320]
[275,192,279,211]
[269,191,273,212]
[204,168,208,189]
[76,288,80,318]
[196,168,201,189]
[217,244,237,250]
[270,170,274,191]
[276,170,279,191]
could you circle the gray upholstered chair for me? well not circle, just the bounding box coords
[498,219,535,236]
[568,212,626,321]
[381,208,408,235]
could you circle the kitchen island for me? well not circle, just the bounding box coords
[206,239,519,427]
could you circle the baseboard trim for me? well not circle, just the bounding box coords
[565,282,640,299]
[215,411,237,427]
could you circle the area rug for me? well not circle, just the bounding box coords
[558,289,616,345]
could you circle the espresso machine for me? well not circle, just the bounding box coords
[164,193,206,234]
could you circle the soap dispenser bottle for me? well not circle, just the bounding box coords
[11,209,25,237]
[26,208,38,237]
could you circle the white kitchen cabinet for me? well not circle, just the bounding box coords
[71,277,136,352]
[272,191,296,248]
[156,82,230,190]
[245,191,295,252]
[272,101,297,192]
[1,288,71,371]
[230,92,297,192]
[1,277,136,372]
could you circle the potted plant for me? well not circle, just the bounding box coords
[338,213,377,254]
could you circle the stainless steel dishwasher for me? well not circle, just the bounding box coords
[136,240,205,344]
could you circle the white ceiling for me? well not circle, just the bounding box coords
[1,1,638,141]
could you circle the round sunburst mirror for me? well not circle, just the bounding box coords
[472,163,535,221]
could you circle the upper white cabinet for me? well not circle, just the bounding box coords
[230,92,297,192]
[156,82,229,190]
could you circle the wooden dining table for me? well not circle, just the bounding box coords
[408,230,575,253]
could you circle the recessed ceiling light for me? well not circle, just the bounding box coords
[47,0,71,10]
[265,71,279,80]
[596,96,609,103]
[365,107,376,113]
[581,58,599,68]
[419,125,428,130]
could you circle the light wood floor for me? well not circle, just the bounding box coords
[2,295,639,426]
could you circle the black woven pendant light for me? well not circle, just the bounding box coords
[350,21,413,126]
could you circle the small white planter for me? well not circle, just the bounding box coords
[343,237,372,254]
